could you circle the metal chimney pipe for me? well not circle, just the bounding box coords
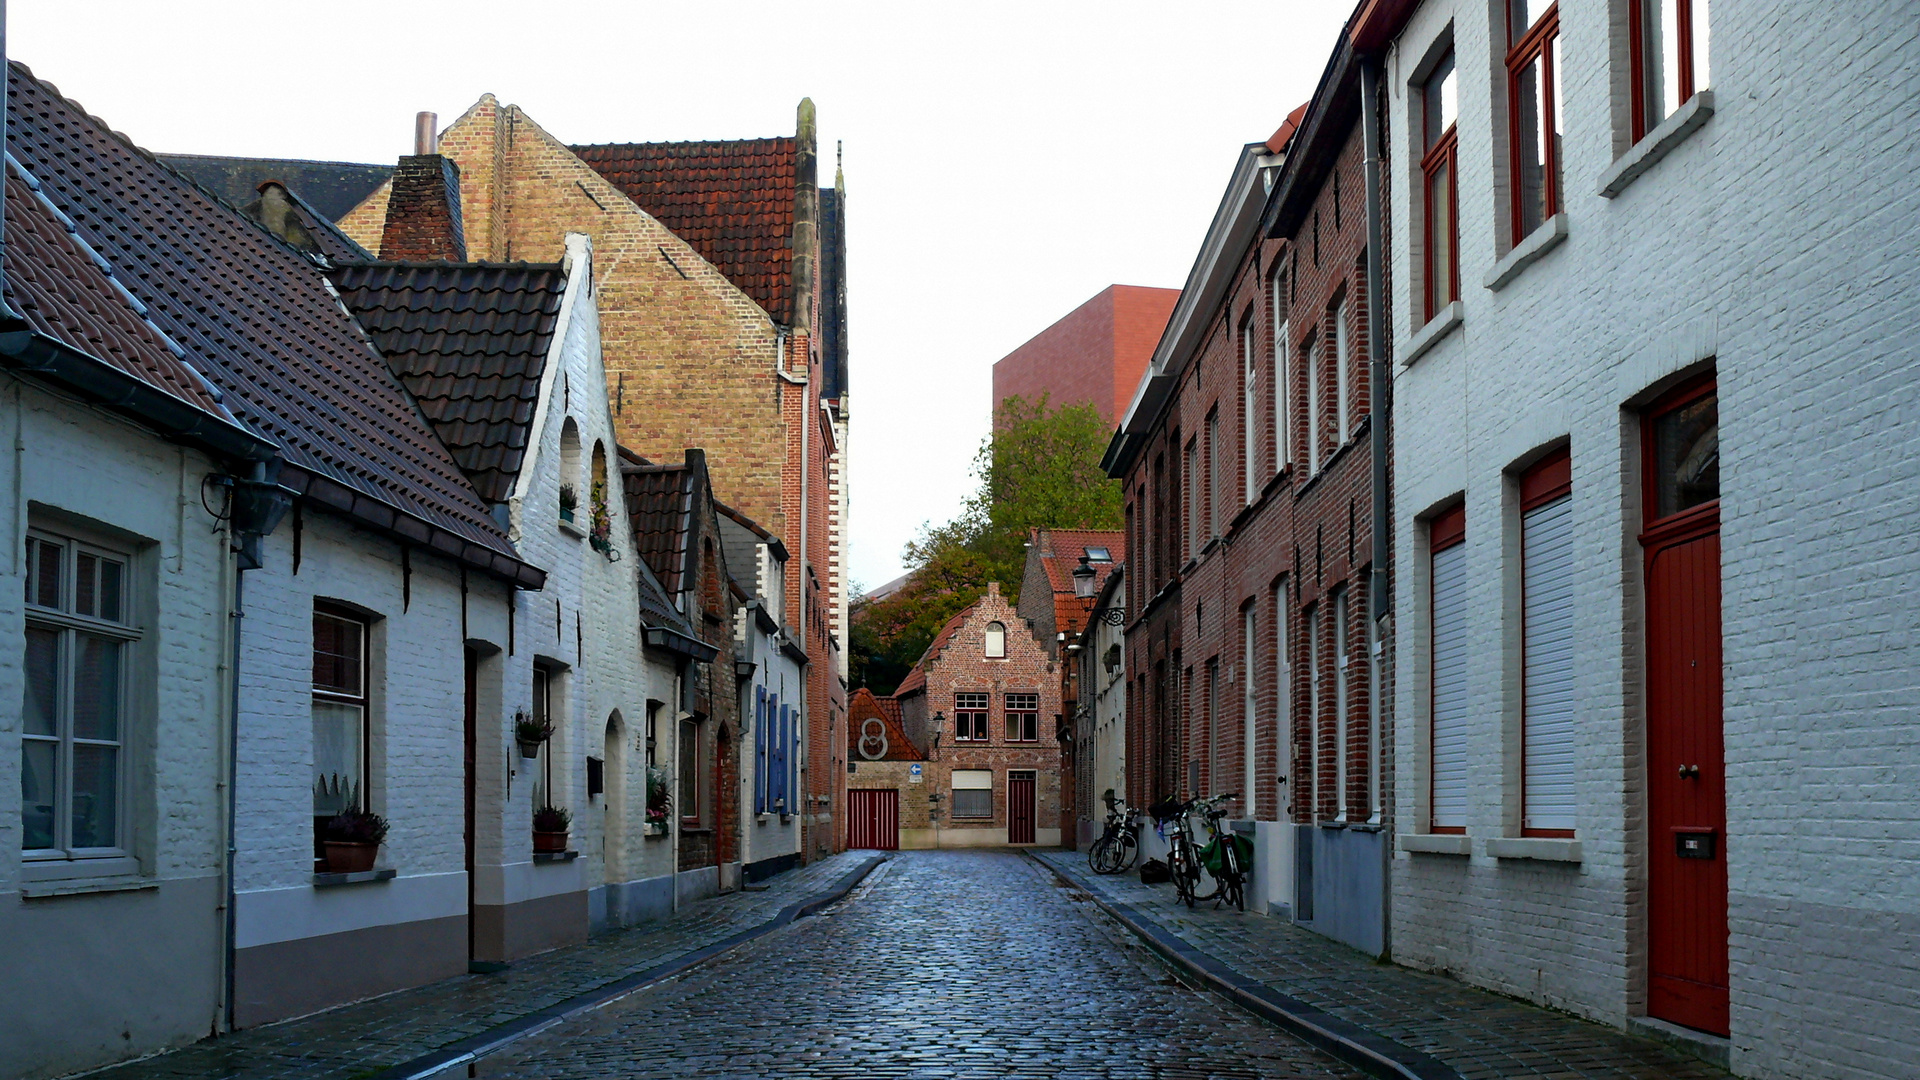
[413,111,438,156]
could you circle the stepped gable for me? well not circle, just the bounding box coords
[6,62,539,586]
[3,164,227,416]
[892,602,978,697]
[618,446,696,595]
[329,262,566,504]
[570,138,796,323]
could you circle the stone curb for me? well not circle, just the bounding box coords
[371,854,888,1080]
[1027,851,1462,1080]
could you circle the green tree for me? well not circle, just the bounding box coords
[850,395,1123,694]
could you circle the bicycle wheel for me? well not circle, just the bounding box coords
[1088,833,1113,874]
[1170,846,1195,907]
[1111,830,1139,872]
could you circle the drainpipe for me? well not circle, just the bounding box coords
[1360,56,1393,960]
[222,540,243,1031]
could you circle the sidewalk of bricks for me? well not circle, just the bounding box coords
[85,852,874,1080]
[1036,849,1729,1080]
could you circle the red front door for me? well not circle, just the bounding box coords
[1642,376,1728,1036]
[846,789,898,850]
[1008,772,1036,845]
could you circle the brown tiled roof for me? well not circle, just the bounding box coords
[3,164,226,415]
[8,63,539,587]
[238,182,373,264]
[329,262,566,504]
[848,687,924,762]
[570,138,796,323]
[1032,528,1124,638]
[619,446,695,595]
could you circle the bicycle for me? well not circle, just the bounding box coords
[1188,792,1249,911]
[1148,797,1202,907]
[1090,800,1142,875]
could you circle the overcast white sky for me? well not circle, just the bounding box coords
[13,0,1351,591]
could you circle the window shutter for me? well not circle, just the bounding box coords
[755,688,768,814]
[1522,493,1578,832]
[775,703,789,810]
[1430,532,1471,830]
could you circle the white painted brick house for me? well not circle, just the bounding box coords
[1373,0,1920,1074]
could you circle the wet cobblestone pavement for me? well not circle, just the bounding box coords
[472,850,1363,1079]
[1036,850,1728,1080]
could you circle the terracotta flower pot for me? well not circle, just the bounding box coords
[533,830,569,853]
[323,840,378,874]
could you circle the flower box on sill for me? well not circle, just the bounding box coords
[645,821,669,838]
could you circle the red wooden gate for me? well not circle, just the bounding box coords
[1008,772,1036,845]
[1642,377,1728,1036]
[846,789,898,850]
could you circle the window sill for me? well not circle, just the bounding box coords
[20,854,139,883]
[1399,301,1463,368]
[558,519,588,539]
[21,874,157,899]
[533,850,579,864]
[1484,213,1568,291]
[1599,90,1715,199]
[1398,833,1471,856]
[312,868,398,888]
[680,826,713,835]
[1486,836,1582,863]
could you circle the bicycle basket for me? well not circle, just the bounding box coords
[1146,798,1185,822]
[1199,834,1254,877]
[1139,858,1171,884]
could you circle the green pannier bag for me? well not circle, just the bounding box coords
[1198,833,1254,877]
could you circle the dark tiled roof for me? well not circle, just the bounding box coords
[634,551,694,642]
[570,138,796,323]
[329,262,566,504]
[239,182,372,264]
[3,163,226,415]
[9,63,537,586]
[619,447,695,596]
[156,153,392,222]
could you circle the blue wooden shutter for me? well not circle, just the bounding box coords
[778,704,791,811]
[755,688,768,814]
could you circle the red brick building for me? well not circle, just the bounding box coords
[1105,69,1392,957]
[992,285,1179,424]
[870,583,1062,848]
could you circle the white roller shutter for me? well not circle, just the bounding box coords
[1522,494,1578,832]
[1429,541,1471,830]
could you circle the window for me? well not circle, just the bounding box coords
[1304,602,1320,819]
[679,716,702,825]
[984,621,1006,659]
[1242,313,1259,504]
[1204,657,1220,796]
[1242,603,1257,818]
[1646,378,1719,523]
[954,692,990,741]
[1005,692,1039,742]
[1508,0,1563,242]
[776,702,792,812]
[1271,269,1290,474]
[1332,294,1352,445]
[1273,581,1291,818]
[23,530,137,856]
[1333,588,1351,819]
[531,662,557,814]
[558,417,581,524]
[1085,546,1112,562]
[1305,333,1322,473]
[754,687,769,814]
[1422,49,1461,322]
[1185,437,1201,559]
[1632,0,1710,141]
[951,769,993,818]
[1429,507,1470,832]
[1205,407,1221,538]
[1521,450,1577,835]
[313,607,369,851]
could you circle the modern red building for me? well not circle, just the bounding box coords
[992,285,1178,423]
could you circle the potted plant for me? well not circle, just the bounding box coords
[645,764,672,836]
[533,804,571,853]
[322,807,389,873]
[558,483,577,524]
[514,709,551,759]
[587,479,619,560]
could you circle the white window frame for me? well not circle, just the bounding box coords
[1242,603,1257,819]
[1333,294,1352,445]
[1522,488,1578,834]
[1333,587,1350,821]
[22,528,138,864]
[1274,582,1291,820]
[951,768,993,819]
[1305,602,1320,820]
[983,621,1006,659]
[1242,314,1258,504]
[1271,271,1289,475]
[1206,408,1221,539]
[1306,333,1322,474]
[1430,527,1472,832]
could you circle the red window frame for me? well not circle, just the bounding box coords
[1004,692,1040,742]
[1506,1,1562,244]
[1629,0,1708,142]
[1518,448,1574,838]
[1640,373,1720,532]
[1428,505,1467,834]
[1421,52,1460,324]
[953,692,990,742]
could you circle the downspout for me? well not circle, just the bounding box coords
[1359,56,1393,959]
[222,534,243,1031]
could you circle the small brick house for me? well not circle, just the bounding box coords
[881,583,1063,848]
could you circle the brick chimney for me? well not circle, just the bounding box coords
[379,113,467,261]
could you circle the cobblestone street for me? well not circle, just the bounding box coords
[470,850,1361,1079]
